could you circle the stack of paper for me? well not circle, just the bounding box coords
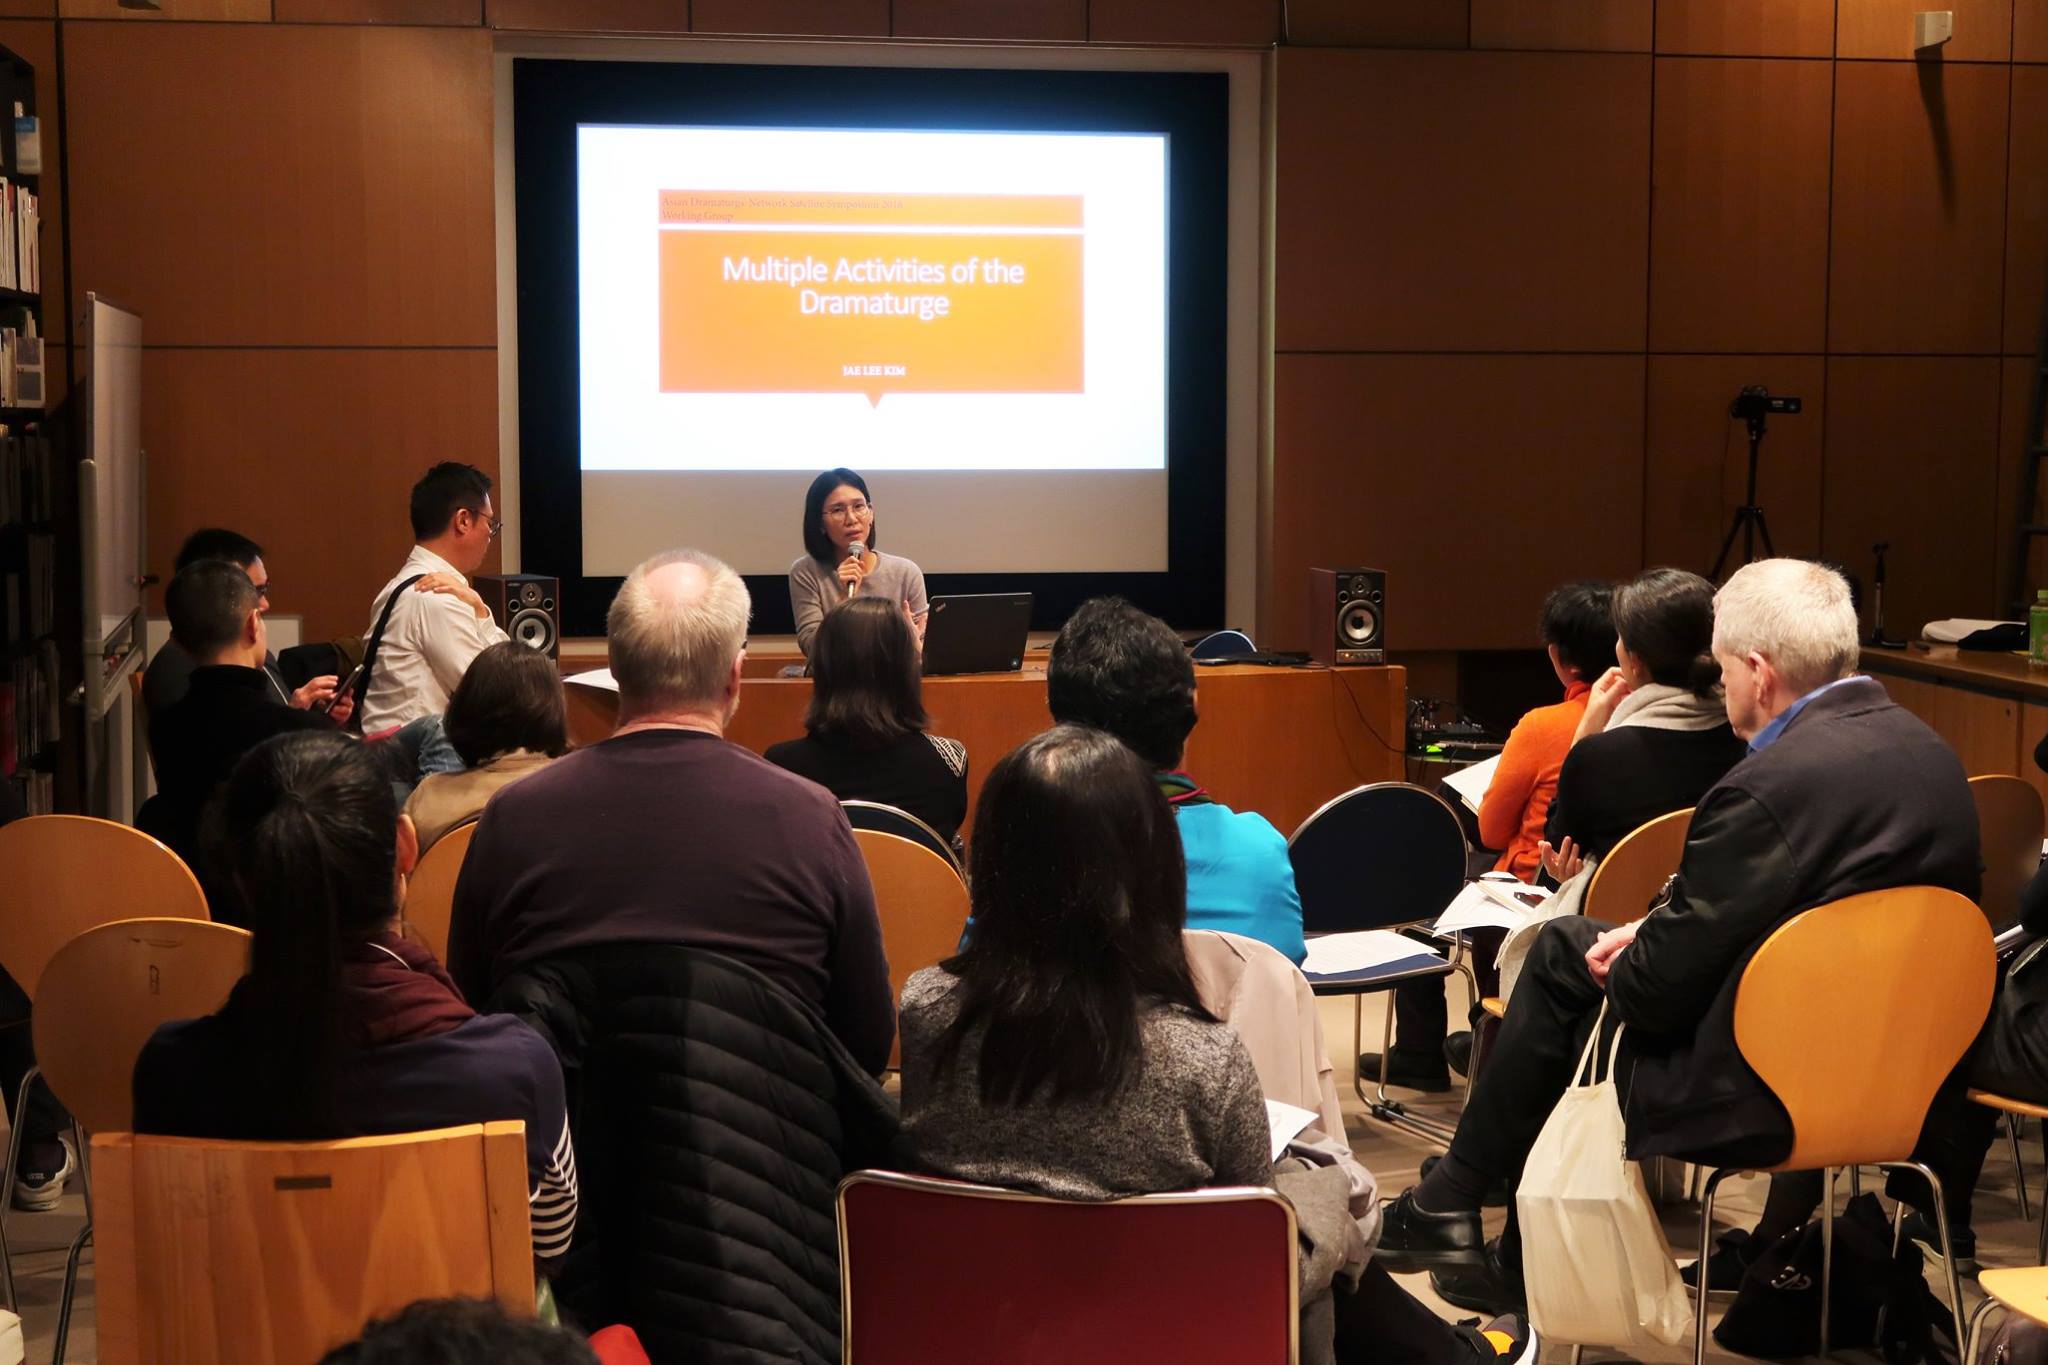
[1440,754,1499,814]
[1265,1099,1320,1161]
[1301,929,1445,979]
[1434,878,1553,936]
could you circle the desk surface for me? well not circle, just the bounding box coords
[559,642,1406,840]
[1861,644,2048,702]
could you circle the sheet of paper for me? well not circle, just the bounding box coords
[1922,618,2021,643]
[1439,754,1499,814]
[563,668,619,692]
[1266,1099,1320,1162]
[1301,929,1445,978]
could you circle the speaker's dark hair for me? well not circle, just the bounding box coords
[801,468,877,565]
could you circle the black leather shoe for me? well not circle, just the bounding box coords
[1429,1239,1527,1316]
[1375,1188,1484,1272]
[1357,1050,1453,1093]
[1444,1030,1474,1078]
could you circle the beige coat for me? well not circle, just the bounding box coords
[1184,929,1347,1146]
[403,749,556,852]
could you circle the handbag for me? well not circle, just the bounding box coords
[1516,1000,1693,1348]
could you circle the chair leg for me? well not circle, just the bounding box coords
[1453,957,1480,1110]
[1821,1167,1836,1358]
[1696,1167,1736,1365]
[1849,1164,1862,1198]
[74,1120,91,1224]
[1966,1295,2004,1365]
[1569,1346,1585,1365]
[0,1065,36,1312]
[2009,1114,2032,1222]
[1357,990,1456,1146]
[1882,1160,1970,1355]
[51,1219,88,1365]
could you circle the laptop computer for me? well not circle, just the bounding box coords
[922,593,1033,676]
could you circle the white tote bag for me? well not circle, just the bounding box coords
[1516,1001,1692,1348]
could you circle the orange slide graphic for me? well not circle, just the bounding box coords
[658,190,1084,404]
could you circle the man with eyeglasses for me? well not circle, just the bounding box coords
[357,462,510,733]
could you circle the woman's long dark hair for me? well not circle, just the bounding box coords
[443,641,570,768]
[932,724,1211,1106]
[805,597,928,748]
[801,467,876,565]
[209,731,401,1137]
[1613,566,1722,698]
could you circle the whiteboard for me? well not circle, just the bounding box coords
[82,294,143,654]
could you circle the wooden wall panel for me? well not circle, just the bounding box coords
[1880,672,1941,729]
[1644,356,1826,572]
[65,22,494,346]
[1655,0,1834,56]
[2020,0,2048,59]
[1282,0,1466,48]
[1829,61,2012,355]
[277,0,483,22]
[144,349,501,645]
[2023,703,2048,808]
[60,0,267,16]
[0,3,52,16]
[2000,356,2048,607]
[1470,0,1651,52]
[692,0,887,36]
[1649,58,1832,352]
[1269,354,1645,652]
[486,0,684,31]
[2009,65,2048,354]
[1838,0,2013,60]
[892,0,1084,41]
[1088,0,1278,46]
[0,19,62,350]
[1274,49,1650,352]
[1822,358,2003,634]
[1932,685,2022,775]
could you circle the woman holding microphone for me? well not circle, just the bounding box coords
[789,468,929,658]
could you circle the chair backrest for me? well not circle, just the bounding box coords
[842,800,962,877]
[1286,782,1467,933]
[1190,629,1257,659]
[0,816,208,1000]
[404,819,479,962]
[838,1171,1298,1365]
[1970,774,2044,926]
[1732,885,1995,1170]
[852,828,971,1066]
[1581,807,1694,925]
[35,918,252,1135]
[94,1123,534,1365]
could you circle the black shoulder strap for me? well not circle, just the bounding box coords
[353,573,427,728]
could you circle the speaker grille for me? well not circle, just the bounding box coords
[508,607,557,654]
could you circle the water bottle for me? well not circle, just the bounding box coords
[2030,590,2048,666]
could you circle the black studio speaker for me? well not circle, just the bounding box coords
[1307,567,1385,666]
[474,573,560,659]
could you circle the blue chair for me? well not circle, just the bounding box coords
[842,800,964,880]
[1189,629,1257,660]
[1288,781,1472,1144]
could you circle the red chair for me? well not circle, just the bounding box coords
[837,1171,1299,1364]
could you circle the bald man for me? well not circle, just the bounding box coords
[444,550,894,1073]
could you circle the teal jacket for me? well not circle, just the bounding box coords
[1176,803,1308,967]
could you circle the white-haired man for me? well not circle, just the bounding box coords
[1375,558,1981,1311]
[446,549,894,1072]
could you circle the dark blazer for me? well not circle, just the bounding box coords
[1544,721,1748,862]
[1608,677,1981,1166]
[764,730,968,844]
[487,944,908,1365]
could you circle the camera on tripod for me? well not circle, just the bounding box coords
[1729,386,1803,421]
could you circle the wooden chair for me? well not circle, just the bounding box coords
[851,828,970,1068]
[1967,1266,2048,1365]
[31,918,252,1361]
[1971,774,2044,927]
[403,819,478,963]
[838,1170,1297,1364]
[0,815,207,1310]
[842,800,961,878]
[1687,886,1995,1365]
[94,1123,535,1365]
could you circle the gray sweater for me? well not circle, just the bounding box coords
[898,966,1272,1200]
[788,550,928,657]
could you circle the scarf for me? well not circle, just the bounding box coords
[1607,681,1728,733]
[1157,771,1215,807]
[335,929,476,1051]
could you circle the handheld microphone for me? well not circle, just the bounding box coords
[845,541,866,600]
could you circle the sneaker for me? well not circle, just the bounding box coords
[1900,1209,1979,1276]
[1357,1050,1453,1093]
[1444,1031,1474,1078]
[1680,1228,1753,1297]
[12,1135,75,1213]
[1455,1312,1539,1365]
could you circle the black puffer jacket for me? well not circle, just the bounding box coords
[487,943,907,1365]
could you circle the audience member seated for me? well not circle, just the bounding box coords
[447,549,894,1073]
[143,559,341,884]
[1044,597,1306,967]
[1374,559,1980,1315]
[359,463,510,733]
[317,1298,636,1365]
[142,527,348,721]
[1370,581,1618,1091]
[403,641,569,853]
[133,732,578,1261]
[1536,567,1747,881]
[899,725,1534,1365]
[765,596,968,847]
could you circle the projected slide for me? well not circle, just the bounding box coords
[577,126,1167,473]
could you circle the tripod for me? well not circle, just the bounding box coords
[1711,411,1777,580]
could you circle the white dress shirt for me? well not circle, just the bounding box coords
[359,545,508,733]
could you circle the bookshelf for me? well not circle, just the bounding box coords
[0,45,58,816]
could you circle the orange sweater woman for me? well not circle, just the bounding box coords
[1477,679,1591,880]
